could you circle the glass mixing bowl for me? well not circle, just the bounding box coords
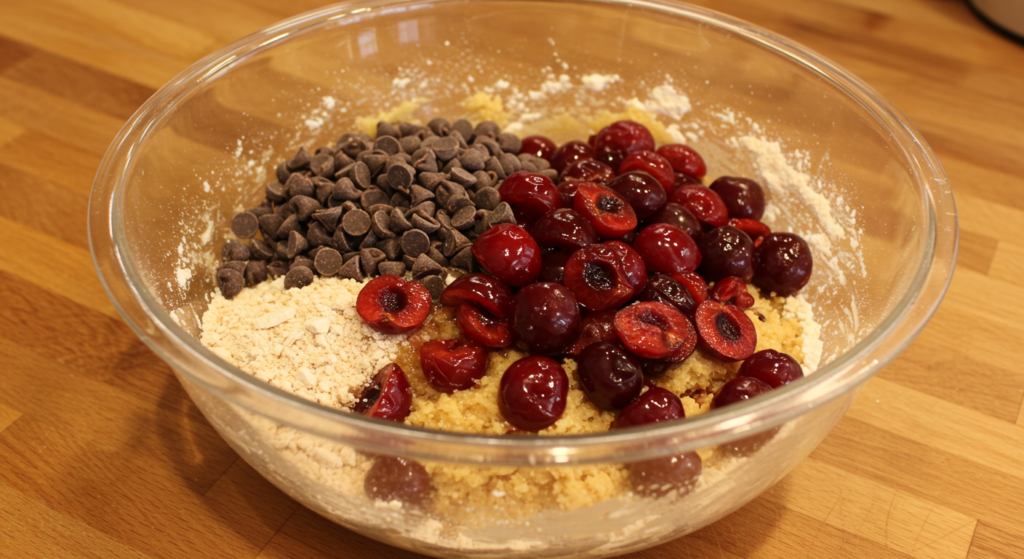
[89,1,957,557]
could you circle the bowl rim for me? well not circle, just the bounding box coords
[89,0,958,466]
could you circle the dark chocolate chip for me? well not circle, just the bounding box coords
[452,119,474,142]
[306,221,334,248]
[362,151,389,176]
[221,239,250,262]
[410,184,436,206]
[250,238,275,260]
[435,209,452,229]
[267,260,288,278]
[485,156,507,180]
[390,192,411,209]
[389,208,413,234]
[284,266,314,290]
[399,121,423,137]
[342,209,371,236]
[274,202,295,219]
[342,251,359,262]
[351,161,373,190]
[312,206,343,233]
[401,229,430,258]
[334,150,355,170]
[399,135,421,155]
[290,256,314,270]
[360,188,389,209]
[473,135,502,156]
[474,121,501,138]
[315,145,335,156]
[425,246,449,268]
[265,181,288,204]
[474,170,497,189]
[312,178,336,205]
[432,136,460,161]
[487,201,516,226]
[287,147,313,171]
[474,186,501,211]
[378,261,407,277]
[339,137,370,159]
[231,212,259,238]
[539,169,559,181]
[216,267,245,299]
[371,210,396,239]
[244,260,268,286]
[418,172,447,191]
[427,117,451,136]
[332,228,354,252]
[359,230,379,249]
[376,237,402,261]
[403,254,417,269]
[445,195,474,214]
[286,173,315,199]
[412,253,443,279]
[314,247,344,276]
[450,205,477,231]
[360,247,387,277]
[498,153,522,175]
[277,214,304,239]
[408,201,436,219]
[220,260,247,273]
[284,230,309,259]
[338,255,365,281]
[451,247,475,271]
[448,130,469,149]
[307,246,324,261]
[332,178,362,202]
[377,121,400,138]
[418,274,446,302]
[291,195,322,222]
[448,167,478,188]
[365,203,393,216]
[275,163,290,184]
[387,162,416,191]
[310,153,336,178]
[413,149,439,174]
[258,214,284,241]
[441,157,463,174]
[497,133,523,155]
[458,148,486,172]
[409,213,440,234]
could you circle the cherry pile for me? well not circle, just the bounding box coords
[353,119,813,501]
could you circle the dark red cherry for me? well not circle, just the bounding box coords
[576,341,644,410]
[617,151,675,192]
[738,349,803,388]
[697,225,754,283]
[353,363,412,422]
[499,356,569,431]
[603,240,648,296]
[657,144,707,179]
[593,120,655,170]
[608,171,667,220]
[550,140,594,173]
[727,218,771,242]
[637,273,701,317]
[632,223,701,275]
[539,250,571,283]
[530,208,598,251]
[753,232,812,296]
[509,282,582,355]
[563,243,636,311]
[557,179,583,207]
[498,171,562,223]
[627,451,702,498]
[673,172,704,189]
[713,376,772,408]
[709,276,754,309]
[472,223,542,287]
[614,301,694,360]
[356,275,432,335]
[613,386,684,428]
[521,135,557,160]
[648,202,703,242]
[694,299,757,362]
[456,303,513,348]
[440,272,514,318]
[710,176,766,220]
[419,338,488,393]
[561,158,615,184]
[669,184,729,227]
[562,309,619,356]
[364,456,432,508]
[574,182,638,239]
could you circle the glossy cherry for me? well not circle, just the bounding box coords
[419,338,489,393]
[498,171,562,223]
[608,171,667,220]
[440,272,514,318]
[738,349,803,388]
[669,184,729,227]
[471,223,542,287]
[561,158,615,184]
[530,208,598,251]
[353,363,412,422]
[753,232,812,296]
[538,250,571,283]
[627,452,702,498]
[632,223,701,275]
[709,276,755,309]
[562,309,619,356]
[618,151,675,192]
[648,202,703,242]
[593,120,655,170]
[604,241,648,296]
[697,225,755,283]
[456,303,513,348]
[574,182,638,239]
[614,301,694,360]
[637,273,702,316]
[710,176,765,220]
[521,135,557,160]
[499,356,569,431]
[563,244,638,311]
[356,275,432,334]
[509,282,582,355]
[613,386,684,429]
[656,144,707,179]
[550,140,594,173]
[364,456,432,507]
[694,299,757,362]
[713,376,773,408]
[577,341,644,410]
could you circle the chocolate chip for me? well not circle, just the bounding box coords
[474,186,501,211]
[332,178,362,202]
[250,238,275,260]
[284,266,314,290]
[373,135,401,156]
[277,214,304,239]
[360,247,386,277]
[220,260,247,273]
[435,182,451,208]
[399,135,421,155]
[230,212,259,238]
[216,267,245,299]
[418,172,447,191]
[432,136,459,161]
[520,159,538,173]
[390,192,411,209]
[307,246,324,261]
[435,210,452,229]
[287,147,312,171]
[274,202,295,219]
[452,118,474,141]
[476,170,498,189]
[315,145,335,156]
[311,177,336,205]
[312,206,343,233]
[497,132,523,154]
[427,117,450,136]
[474,121,501,138]
[365,203,393,216]
[291,195,322,222]
[410,184,436,206]
[286,173,315,199]
[498,153,522,175]
[418,274,446,302]
[450,205,477,231]
[244,260,268,286]
[339,137,370,159]
[403,254,417,269]
[267,260,287,278]
[359,230,379,249]
[376,237,403,261]
[377,120,400,138]
[458,147,486,172]
[310,153,336,178]
[283,230,309,259]
[342,209,371,236]
[314,247,344,276]
[371,210,396,239]
[485,156,507,180]
[275,163,290,184]
[451,247,475,271]
[426,246,449,268]
[378,261,407,277]
[221,239,250,262]
[412,253,443,279]
[351,161,373,189]
[473,136,501,156]
[387,163,416,190]
[399,121,423,137]
[409,213,440,234]
[401,229,430,258]
[449,167,478,188]
[334,150,355,170]
[446,195,474,215]
[333,228,354,252]
[258,213,284,241]
[442,157,463,174]
[291,256,314,270]
[449,130,469,149]
[389,209,413,234]
[265,181,288,204]
[338,256,365,281]
[413,149,439,174]
[488,201,516,226]
[360,188,389,209]
[363,152,390,177]
[306,221,334,248]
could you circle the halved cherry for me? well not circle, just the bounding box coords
[561,158,615,184]
[614,302,693,360]
[669,184,729,227]
[574,182,637,239]
[530,208,598,252]
[561,309,619,356]
[471,223,542,287]
[637,273,702,317]
[694,300,757,362]
[632,223,701,275]
[440,273,514,318]
[353,363,412,422]
[709,276,754,309]
[563,244,636,311]
[456,303,513,348]
[604,240,648,296]
[498,171,562,223]
[656,144,707,179]
[419,338,488,393]
[618,151,675,192]
[356,275,431,335]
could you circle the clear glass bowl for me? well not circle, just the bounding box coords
[89,1,957,557]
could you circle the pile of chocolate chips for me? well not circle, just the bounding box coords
[216,118,557,301]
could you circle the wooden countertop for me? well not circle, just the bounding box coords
[1,0,1022,557]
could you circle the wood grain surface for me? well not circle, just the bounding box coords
[1,0,1022,557]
